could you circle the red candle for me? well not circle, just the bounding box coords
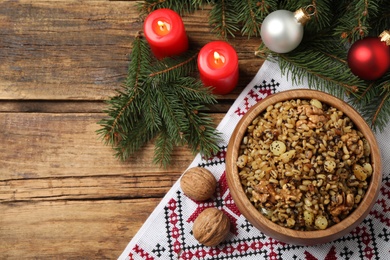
[143,9,189,59]
[197,41,239,95]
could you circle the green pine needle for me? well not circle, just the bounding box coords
[208,0,240,38]
[139,0,201,17]
[153,128,175,167]
[333,0,379,42]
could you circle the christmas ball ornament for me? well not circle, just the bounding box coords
[347,30,390,81]
[260,7,313,53]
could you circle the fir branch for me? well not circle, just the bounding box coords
[149,52,198,81]
[186,110,221,157]
[333,0,379,42]
[371,91,390,131]
[277,55,358,98]
[155,82,187,145]
[170,77,221,157]
[152,76,220,166]
[139,0,201,17]
[277,0,332,33]
[353,74,390,131]
[113,115,158,161]
[141,84,162,132]
[193,0,213,6]
[369,2,390,37]
[272,36,364,97]
[98,34,220,166]
[153,127,174,167]
[237,0,276,37]
[98,33,152,145]
[307,0,332,32]
[208,0,240,38]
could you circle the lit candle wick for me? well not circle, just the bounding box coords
[211,51,225,68]
[157,20,165,30]
[214,51,225,66]
[214,51,221,62]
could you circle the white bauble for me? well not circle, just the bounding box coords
[260,10,304,53]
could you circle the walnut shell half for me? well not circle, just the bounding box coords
[192,208,230,247]
[180,167,217,201]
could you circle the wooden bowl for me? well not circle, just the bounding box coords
[226,89,382,245]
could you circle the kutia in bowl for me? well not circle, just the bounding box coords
[226,89,382,246]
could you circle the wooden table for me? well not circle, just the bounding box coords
[0,1,264,258]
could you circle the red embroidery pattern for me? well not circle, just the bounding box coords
[305,246,337,260]
[234,81,275,116]
[129,245,154,260]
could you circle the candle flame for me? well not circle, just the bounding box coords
[214,51,221,61]
[155,20,171,35]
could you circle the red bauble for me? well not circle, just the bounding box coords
[347,37,390,80]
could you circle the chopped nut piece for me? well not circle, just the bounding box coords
[362,163,373,177]
[237,155,248,168]
[280,150,296,163]
[310,99,323,109]
[324,160,337,173]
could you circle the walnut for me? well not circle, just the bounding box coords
[254,180,277,204]
[180,167,217,201]
[298,104,324,116]
[297,104,326,128]
[192,208,230,247]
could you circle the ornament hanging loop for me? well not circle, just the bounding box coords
[305,5,316,16]
[294,5,316,25]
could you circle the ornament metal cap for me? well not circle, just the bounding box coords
[379,30,390,46]
[294,6,314,26]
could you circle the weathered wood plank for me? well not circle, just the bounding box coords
[0,99,236,113]
[0,112,224,202]
[0,0,138,100]
[0,174,180,202]
[0,101,106,113]
[0,199,159,259]
[0,0,263,101]
[0,112,191,179]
